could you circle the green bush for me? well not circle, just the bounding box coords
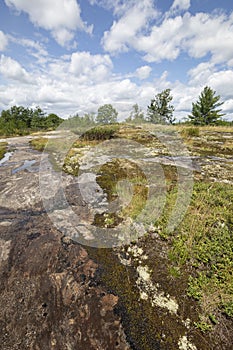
[80,124,119,141]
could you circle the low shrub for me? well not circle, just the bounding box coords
[80,124,119,141]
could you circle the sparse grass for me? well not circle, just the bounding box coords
[29,137,48,151]
[180,126,200,138]
[165,181,233,324]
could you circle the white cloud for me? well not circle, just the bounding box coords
[4,0,93,47]
[138,16,184,62]
[0,31,8,51]
[185,13,233,65]
[89,0,144,16]
[102,0,158,53]
[207,70,233,99]
[0,55,31,83]
[139,12,233,64]
[69,51,113,82]
[170,0,190,12]
[9,36,49,64]
[102,5,233,67]
[135,66,152,80]
[188,62,216,85]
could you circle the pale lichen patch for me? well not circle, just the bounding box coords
[178,335,197,350]
[136,264,179,314]
[0,239,11,263]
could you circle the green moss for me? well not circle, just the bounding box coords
[96,158,148,220]
[86,246,176,350]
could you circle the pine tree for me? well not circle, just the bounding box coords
[147,89,175,124]
[188,86,224,125]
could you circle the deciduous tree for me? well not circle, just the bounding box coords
[96,104,118,124]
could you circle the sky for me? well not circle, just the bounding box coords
[0,0,233,121]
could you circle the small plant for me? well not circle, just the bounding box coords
[194,321,213,332]
[222,301,233,318]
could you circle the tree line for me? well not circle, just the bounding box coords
[0,86,230,136]
[0,106,63,136]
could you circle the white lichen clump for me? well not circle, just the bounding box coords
[178,335,197,350]
[136,264,179,314]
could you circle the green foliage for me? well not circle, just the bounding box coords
[188,86,225,125]
[126,104,145,123]
[194,321,213,332]
[80,124,119,141]
[96,104,118,124]
[0,105,63,135]
[64,113,96,130]
[222,301,233,317]
[147,89,175,124]
[167,181,233,318]
[45,113,63,129]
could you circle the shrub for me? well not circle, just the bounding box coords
[80,124,119,141]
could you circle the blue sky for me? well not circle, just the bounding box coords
[0,0,233,121]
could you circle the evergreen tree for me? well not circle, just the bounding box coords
[188,86,225,125]
[147,89,175,124]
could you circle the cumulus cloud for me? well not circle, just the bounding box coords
[0,55,31,83]
[139,12,233,64]
[69,51,113,82]
[102,4,233,67]
[207,70,233,99]
[4,0,93,47]
[135,65,152,80]
[188,62,216,85]
[0,31,8,51]
[102,0,158,53]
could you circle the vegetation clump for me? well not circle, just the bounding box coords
[0,142,8,160]
[80,124,120,141]
[166,181,233,325]
[29,137,48,152]
[181,126,200,138]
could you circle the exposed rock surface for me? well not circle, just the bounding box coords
[0,130,232,350]
[0,134,130,350]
